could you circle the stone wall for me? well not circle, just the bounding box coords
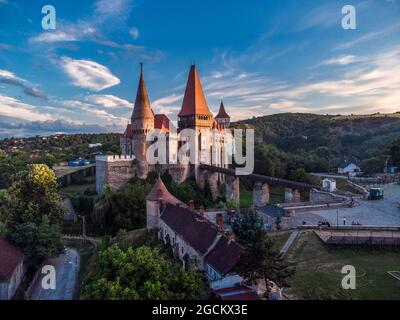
[96,155,136,194]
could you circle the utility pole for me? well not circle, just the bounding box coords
[336,209,339,229]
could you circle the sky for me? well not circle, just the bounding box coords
[0,0,399,137]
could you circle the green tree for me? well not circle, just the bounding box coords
[232,210,263,246]
[92,179,152,235]
[7,164,64,264]
[235,229,294,294]
[0,189,11,235]
[81,244,207,300]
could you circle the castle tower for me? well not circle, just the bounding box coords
[146,176,185,230]
[131,63,154,178]
[178,65,213,130]
[215,101,230,128]
[177,65,214,181]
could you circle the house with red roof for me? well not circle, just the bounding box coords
[146,177,252,293]
[0,238,25,300]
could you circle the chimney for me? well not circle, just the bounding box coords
[216,213,224,229]
[188,200,195,212]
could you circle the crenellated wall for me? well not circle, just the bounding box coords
[95,155,136,194]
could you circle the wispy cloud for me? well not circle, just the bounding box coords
[58,56,120,91]
[321,55,359,66]
[334,22,400,51]
[0,69,47,99]
[85,94,133,108]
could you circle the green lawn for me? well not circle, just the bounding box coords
[269,232,291,251]
[284,231,400,300]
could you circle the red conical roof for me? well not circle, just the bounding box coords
[215,101,230,119]
[178,65,212,117]
[146,177,185,206]
[131,64,154,120]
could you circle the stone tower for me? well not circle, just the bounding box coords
[146,176,185,230]
[131,63,154,178]
[215,101,230,128]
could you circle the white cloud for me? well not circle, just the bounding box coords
[0,69,47,99]
[85,94,133,108]
[129,27,139,40]
[59,56,120,91]
[0,95,53,122]
[322,55,358,66]
[29,32,78,43]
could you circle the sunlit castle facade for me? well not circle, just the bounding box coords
[97,64,232,193]
[119,64,232,184]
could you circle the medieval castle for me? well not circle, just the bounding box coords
[96,64,233,194]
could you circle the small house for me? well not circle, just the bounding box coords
[322,178,336,192]
[338,161,361,176]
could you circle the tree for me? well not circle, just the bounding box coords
[10,216,63,265]
[7,164,64,264]
[232,210,263,246]
[232,210,294,295]
[235,230,293,292]
[81,244,207,300]
[362,157,384,174]
[0,189,11,235]
[92,179,152,235]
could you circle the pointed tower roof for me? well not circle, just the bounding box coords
[131,63,154,120]
[146,177,185,206]
[215,101,230,119]
[178,65,213,117]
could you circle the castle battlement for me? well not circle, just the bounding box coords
[96,154,136,162]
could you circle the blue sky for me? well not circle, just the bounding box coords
[0,0,399,136]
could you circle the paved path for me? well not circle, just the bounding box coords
[288,183,400,228]
[28,248,79,300]
[280,230,299,256]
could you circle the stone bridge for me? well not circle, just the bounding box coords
[199,164,319,207]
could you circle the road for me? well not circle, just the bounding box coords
[289,183,400,227]
[28,248,79,300]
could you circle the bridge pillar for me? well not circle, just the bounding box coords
[226,176,240,206]
[284,188,293,203]
[208,172,220,201]
[198,170,206,190]
[253,182,270,208]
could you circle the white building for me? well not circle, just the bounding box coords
[322,178,337,192]
[338,161,361,176]
[0,238,25,300]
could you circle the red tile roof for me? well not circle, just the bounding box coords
[212,119,223,131]
[160,203,218,255]
[205,236,242,276]
[146,177,184,206]
[178,65,213,117]
[0,237,24,282]
[154,114,173,133]
[212,286,259,300]
[131,64,154,120]
[122,123,133,139]
[215,101,230,119]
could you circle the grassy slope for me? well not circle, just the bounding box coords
[285,231,400,300]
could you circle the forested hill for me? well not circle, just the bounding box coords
[233,113,400,178]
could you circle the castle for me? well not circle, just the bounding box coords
[96,64,233,193]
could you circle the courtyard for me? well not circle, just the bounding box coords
[289,183,400,227]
